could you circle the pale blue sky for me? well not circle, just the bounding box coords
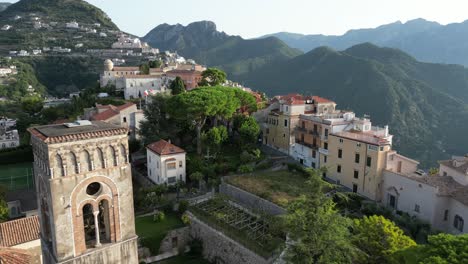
[6,0,468,38]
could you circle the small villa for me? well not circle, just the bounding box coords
[146,140,186,185]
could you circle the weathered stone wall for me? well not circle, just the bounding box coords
[219,183,286,216]
[158,226,190,254]
[188,213,272,264]
[42,238,138,264]
[61,238,138,264]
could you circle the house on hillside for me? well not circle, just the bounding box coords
[84,102,144,139]
[146,140,186,185]
[382,154,468,234]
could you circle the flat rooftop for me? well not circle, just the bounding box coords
[29,121,127,144]
[34,121,121,137]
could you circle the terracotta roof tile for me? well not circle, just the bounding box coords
[147,140,185,155]
[312,96,335,104]
[91,103,135,121]
[0,216,40,247]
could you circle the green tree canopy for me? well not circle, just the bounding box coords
[149,60,162,68]
[203,126,228,153]
[285,169,358,263]
[168,87,237,154]
[170,76,186,95]
[21,96,43,115]
[139,63,150,74]
[394,233,468,264]
[352,215,416,263]
[239,116,260,148]
[198,68,227,86]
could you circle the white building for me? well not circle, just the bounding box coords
[17,50,29,57]
[66,21,79,29]
[122,75,173,100]
[0,129,20,149]
[112,35,143,49]
[100,59,140,87]
[382,153,468,234]
[1,25,12,31]
[84,102,145,139]
[146,140,186,185]
[32,49,41,55]
[0,67,13,76]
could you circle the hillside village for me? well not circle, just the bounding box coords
[0,0,467,264]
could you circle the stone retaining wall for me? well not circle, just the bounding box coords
[188,212,273,264]
[219,183,286,216]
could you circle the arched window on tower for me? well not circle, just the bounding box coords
[109,146,118,166]
[120,144,128,163]
[97,148,105,168]
[83,204,96,248]
[69,152,79,174]
[98,200,111,244]
[83,150,93,172]
[56,154,65,177]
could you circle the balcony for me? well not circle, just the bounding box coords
[295,140,318,150]
[296,127,307,132]
[321,135,329,141]
[308,130,319,136]
[319,148,329,155]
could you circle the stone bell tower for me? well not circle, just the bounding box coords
[29,120,138,264]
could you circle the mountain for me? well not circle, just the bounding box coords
[261,19,468,67]
[0,0,120,52]
[142,21,302,77]
[238,43,468,168]
[0,2,11,12]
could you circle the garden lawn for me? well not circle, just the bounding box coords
[0,162,34,191]
[135,212,185,255]
[225,170,310,206]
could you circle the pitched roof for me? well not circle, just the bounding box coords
[91,103,135,121]
[0,247,31,264]
[147,140,185,155]
[0,216,40,247]
[312,96,335,104]
[389,171,468,206]
[439,157,468,175]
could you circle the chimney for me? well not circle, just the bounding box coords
[168,139,171,144]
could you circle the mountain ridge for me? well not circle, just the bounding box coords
[237,43,468,167]
[260,18,468,66]
[142,21,302,77]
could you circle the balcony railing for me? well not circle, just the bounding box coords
[319,148,329,155]
[309,130,319,136]
[295,140,319,149]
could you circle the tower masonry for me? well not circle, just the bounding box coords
[28,120,138,264]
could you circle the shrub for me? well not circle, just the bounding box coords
[178,200,189,214]
[238,164,254,173]
[240,150,255,163]
[153,211,165,222]
[181,213,191,225]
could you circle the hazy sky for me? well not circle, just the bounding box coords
[6,0,468,38]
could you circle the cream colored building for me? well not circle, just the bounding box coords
[327,121,393,201]
[122,75,173,100]
[262,94,336,154]
[146,140,186,185]
[382,154,468,234]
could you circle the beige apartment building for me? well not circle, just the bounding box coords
[262,94,336,154]
[327,119,393,201]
